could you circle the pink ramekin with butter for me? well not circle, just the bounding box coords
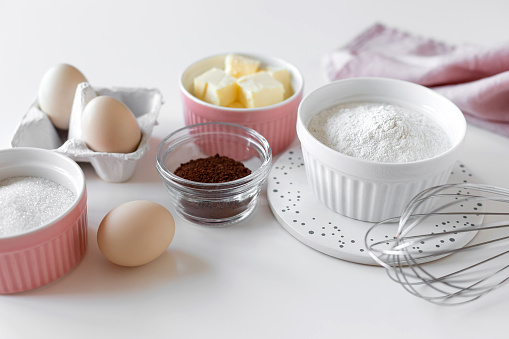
[180,53,304,155]
[0,148,87,294]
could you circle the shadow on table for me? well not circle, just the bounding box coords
[127,136,164,184]
[16,227,208,296]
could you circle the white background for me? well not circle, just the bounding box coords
[1,1,509,338]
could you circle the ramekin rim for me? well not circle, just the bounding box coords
[297,77,467,168]
[179,52,305,112]
[155,122,272,188]
[0,147,86,240]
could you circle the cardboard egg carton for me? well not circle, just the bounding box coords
[11,83,163,182]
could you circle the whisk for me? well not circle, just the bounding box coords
[366,183,509,305]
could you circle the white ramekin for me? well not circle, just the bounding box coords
[297,78,466,222]
[0,148,87,294]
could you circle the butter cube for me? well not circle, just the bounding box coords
[225,54,261,78]
[193,68,237,106]
[266,66,293,99]
[237,72,284,108]
[227,101,245,108]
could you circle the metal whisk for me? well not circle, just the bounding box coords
[366,183,509,305]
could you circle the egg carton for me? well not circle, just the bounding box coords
[11,83,163,182]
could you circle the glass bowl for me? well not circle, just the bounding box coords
[156,122,272,226]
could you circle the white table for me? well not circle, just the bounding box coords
[1,1,509,338]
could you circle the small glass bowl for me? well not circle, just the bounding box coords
[156,122,272,227]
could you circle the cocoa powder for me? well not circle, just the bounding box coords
[174,154,253,222]
[174,154,251,183]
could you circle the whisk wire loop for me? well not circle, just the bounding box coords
[366,183,509,305]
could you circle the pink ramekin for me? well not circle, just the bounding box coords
[180,53,304,155]
[0,148,87,294]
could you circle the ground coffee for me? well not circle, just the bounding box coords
[174,154,253,222]
[174,154,251,183]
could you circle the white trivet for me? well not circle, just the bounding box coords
[268,146,482,265]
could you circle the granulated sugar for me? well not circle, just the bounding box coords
[0,176,76,236]
[308,102,451,163]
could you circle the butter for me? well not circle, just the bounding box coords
[237,72,284,108]
[193,68,237,106]
[266,66,293,99]
[227,101,245,108]
[225,54,261,78]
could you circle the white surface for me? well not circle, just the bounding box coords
[267,147,481,265]
[1,1,509,338]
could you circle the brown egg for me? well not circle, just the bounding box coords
[97,200,175,267]
[38,64,87,130]
[82,96,141,153]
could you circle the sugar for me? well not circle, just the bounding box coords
[0,176,76,237]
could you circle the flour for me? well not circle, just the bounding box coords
[308,102,451,163]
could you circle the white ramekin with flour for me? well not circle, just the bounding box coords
[297,77,466,222]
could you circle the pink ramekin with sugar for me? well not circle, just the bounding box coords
[180,53,304,155]
[0,148,87,294]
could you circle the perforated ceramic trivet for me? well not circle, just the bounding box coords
[267,146,483,265]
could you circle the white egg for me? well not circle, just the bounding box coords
[38,64,87,130]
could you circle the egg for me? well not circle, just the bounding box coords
[97,200,175,267]
[38,64,87,130]
[82,96,141,153]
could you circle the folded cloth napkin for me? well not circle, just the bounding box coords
[323,23,509,137]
